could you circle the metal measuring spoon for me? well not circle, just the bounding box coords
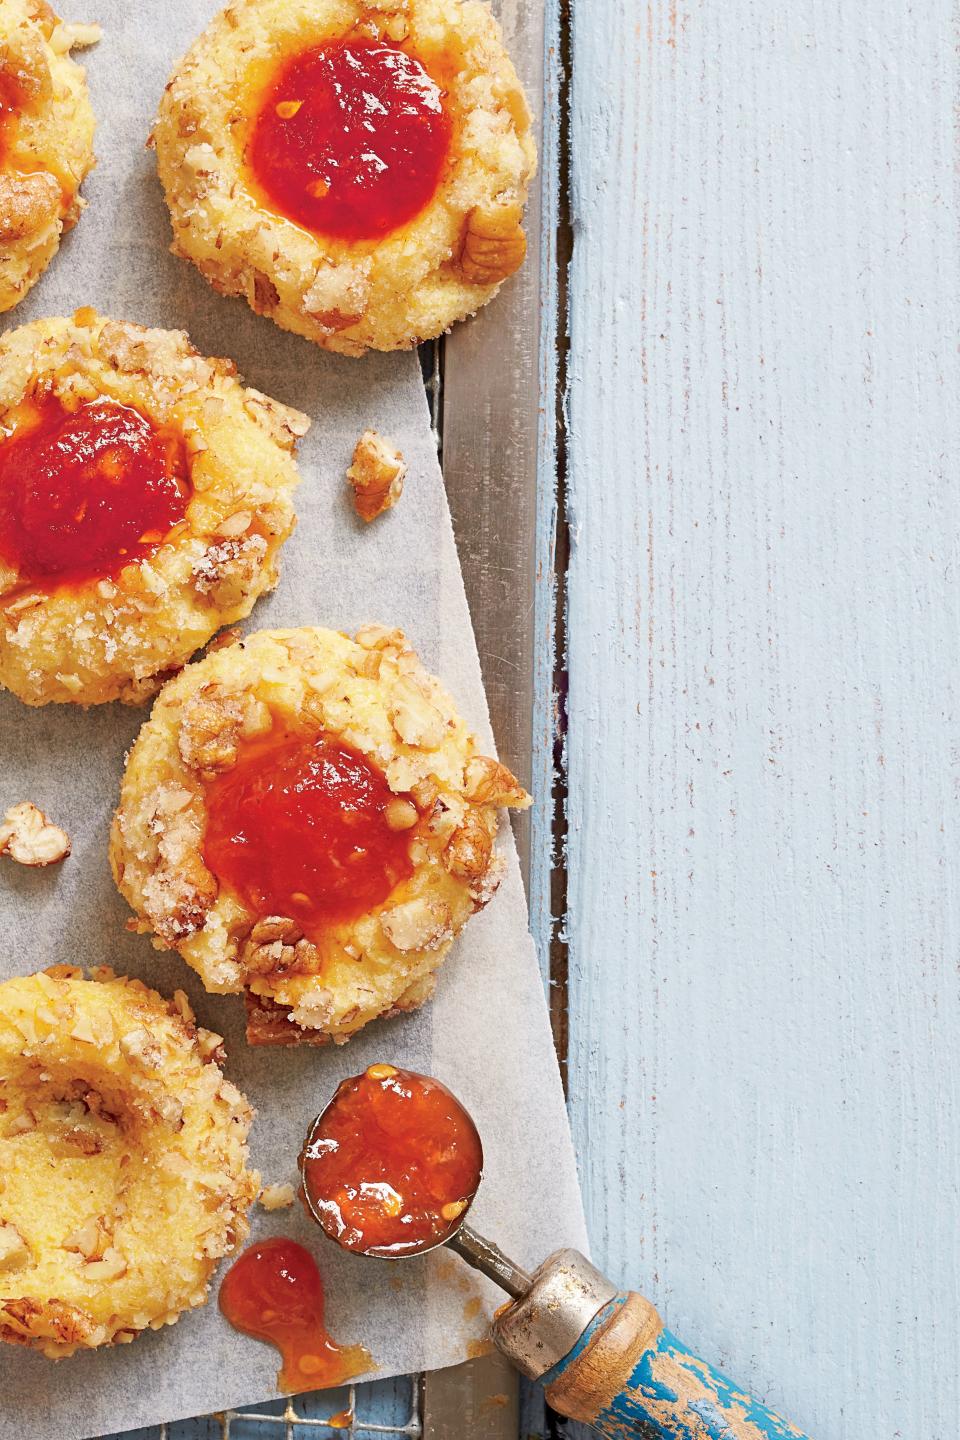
[299,1065,810,1440]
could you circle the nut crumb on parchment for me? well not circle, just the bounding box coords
[346,430,406,523]
[259,1182,297,1212]
[0,802,71,866]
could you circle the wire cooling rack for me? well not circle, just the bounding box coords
[104,1375,422,1440]
[220,1381,421,1438]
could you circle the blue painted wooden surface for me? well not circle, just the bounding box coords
[565,1,959,1438]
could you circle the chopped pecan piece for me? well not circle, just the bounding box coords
[302,258,371,328]
[251,270,280,314]
[380,896,452,952]
[138,787,217,943]
[62,1217,109,1260]
[55,20,102,49]
[192,533,268,609]
[249,915,302,945]
[177,683,247,778]
[443,809,493,880]
[384,798,418,831]
[355,624,407,652]
[0,802,71,866]
[346,430,406,522]
[242,931,318,979]
[0,1295,95,1346]
[463,755,531,809]
[244,992,330,1047]
[457,201,527,286]
[242,388,310,451]
[196,1027,226,1063]
[389,676,447,749]
[119,1027,163,1069]
[259,1182,296,1211]
[84,1247,127,1282]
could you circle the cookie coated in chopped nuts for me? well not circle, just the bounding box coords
[0,0,99,312]
[0,966,258,1358]
[110,626,531,1045]
[0,312,308,707]
[152,0,536,356]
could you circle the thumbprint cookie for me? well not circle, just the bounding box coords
[0,311,307,707]
[153,0,537,356]
[110,626,531,1045]
[0,0,99,312]
[0,966,258,1357]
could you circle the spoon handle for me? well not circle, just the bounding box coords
[541,1290,810,1439]
[491,1250,810,1440]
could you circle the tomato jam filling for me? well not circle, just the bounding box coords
[202,730,416,932]
[248,39,451,241]
[301,1065,483,1258]
[219,1238,371,1392]
[0,392,190,588]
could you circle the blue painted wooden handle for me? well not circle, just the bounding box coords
[542,1293,811,1439]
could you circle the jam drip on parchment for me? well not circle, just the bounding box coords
[219,1237,372,1393]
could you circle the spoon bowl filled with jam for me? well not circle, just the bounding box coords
[299,1064,484,1260]
[297,1063,531,1299]
[219,1064,506,1396]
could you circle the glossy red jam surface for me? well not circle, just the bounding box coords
[0,392,190,587]
[202,730,415,930]
[248,39,451,240]
[219,1238,371,1392]
[302,1065,483,1258]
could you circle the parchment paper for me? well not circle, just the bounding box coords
[0,3,587,1435]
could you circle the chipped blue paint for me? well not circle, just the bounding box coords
[615,1330,807,1439]
[545,1299,809,1439]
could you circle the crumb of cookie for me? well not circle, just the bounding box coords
[0,802,70,866]
[347,430,406,523]
[259,1182,296,1211]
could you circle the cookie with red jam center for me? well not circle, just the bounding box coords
[0,0,99,313]
[153,0,537,356]
[0,312,308,707]
[110,626,531,1044]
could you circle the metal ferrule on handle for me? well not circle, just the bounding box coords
[491,1250,811,1440]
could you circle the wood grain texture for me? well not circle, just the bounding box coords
[565,1,959,1437]
[443,0,549,891]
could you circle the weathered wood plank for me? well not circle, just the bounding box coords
[444,0,549,895]
[565,1,959,1437]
